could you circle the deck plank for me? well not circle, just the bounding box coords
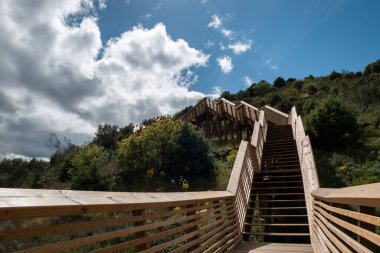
[232,242,314,253]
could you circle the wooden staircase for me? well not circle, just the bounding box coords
[243,124,310,243]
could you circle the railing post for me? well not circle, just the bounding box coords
[132,209,148,250]
[358,206,377,252]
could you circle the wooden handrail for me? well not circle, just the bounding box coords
[0,188,239,252]
[312,184,380,208]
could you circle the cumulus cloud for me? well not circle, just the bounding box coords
[221,28,233,39]
[242,76,253,86]
[228,40,253,54]
[265,57,272,65]
[217,56,233,74]
[271,65,278,70]
[208,86,222,99]
[208,15,222,29]
[0,0,208,159]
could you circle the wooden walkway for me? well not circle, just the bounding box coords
[232,242,314,253]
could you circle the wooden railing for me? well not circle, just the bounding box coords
[0,189,240,252]
[181,98,259,126]
[312,184,380,253]
[261,105,288,125]
[289,106,380,253]
[250,110,268,170]
[289,106,320,248]
[227,142,257,234]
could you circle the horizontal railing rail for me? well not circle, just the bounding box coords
[0,189,239,252]
[312,184,380,253]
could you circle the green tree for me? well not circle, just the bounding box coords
[118,117,215,191]
[273,77,286,88]
[364,59,380,75]
[249,81,273,97]
[305,98,359,150]
[93,124,120,150]
[93,124,134,150]
[69,144,115,190]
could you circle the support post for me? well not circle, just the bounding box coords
[132,209,148,250]
[218,120,222,141]
[224,120,228,141]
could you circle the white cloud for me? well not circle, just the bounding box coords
[217,56,233,74]
[221,28,233,39]
[98,0,107,9]
[208,15,222,29]
[208,86,222,99]
[271,65,278,70]
[144,13,152,18]
[242,76,253,86]
[265,57,272,65]
[228,40,253,54]
[205,40,214,48]
[0,0,209,159]
[200,0,208,4]
[219,42,226,50]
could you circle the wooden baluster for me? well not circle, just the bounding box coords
[357,206,377,252]
[132,209,148,250]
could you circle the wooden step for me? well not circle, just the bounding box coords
[255,193,304,196]
[252,186,303,190]
[263,160,300,164]
[246,214,308,218]
[254,175,302,179]
[231,242,314,253]
[264,143,296,148]
[265,140,296,145]
[263,153,298,159]
[243,232,310,237]
[249,207,306,210]
[257,169,301,174]
[245,223,309,226]
[254,181,303,184]
[264,150,298,155]
[252,199,305,203]
[264,164,300,168]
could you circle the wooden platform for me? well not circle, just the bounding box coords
[232,242,314,253]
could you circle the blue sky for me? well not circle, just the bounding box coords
[97,0,380,94]
[1,0,380,159]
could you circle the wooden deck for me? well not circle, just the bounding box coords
[232,242,314,253]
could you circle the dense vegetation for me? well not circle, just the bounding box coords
[0,60,379,190]
[0,118,215,191]
[219,60,380,187]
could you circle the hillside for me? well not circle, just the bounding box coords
[210,59,380,188]
[0,60,379,191]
